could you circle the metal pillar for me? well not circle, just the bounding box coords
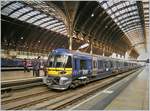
[68,23,73,50]
[69,35,72,50]
[90,40,93,54]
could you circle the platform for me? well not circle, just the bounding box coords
[105,65,149,110]
[1,70,44,81]
[69,66,149,110]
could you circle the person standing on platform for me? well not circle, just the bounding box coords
[23,58,27,72]
[32,58,36,76]
[35,56,41,77]
[43,62,47,76]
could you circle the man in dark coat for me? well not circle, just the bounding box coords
[34,56,41,77]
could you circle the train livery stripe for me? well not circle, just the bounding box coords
[47,68,72,76]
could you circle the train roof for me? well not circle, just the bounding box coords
[51,48,137,63]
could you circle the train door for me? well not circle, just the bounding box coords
[72,57,80,78]
[93,57,98,75]
[97,59,104,73]
[79,58,92,76]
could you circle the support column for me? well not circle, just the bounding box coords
[68,23,73,50]
[102,45,105,56]
[90,39,93,54]
[69,35,72,50]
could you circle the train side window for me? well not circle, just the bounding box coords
[80,59,87,70]
[98,60,103,69]
[65,56,72,68]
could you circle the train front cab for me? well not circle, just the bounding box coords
[43,51,73,90]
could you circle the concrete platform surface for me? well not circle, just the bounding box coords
[1,70,44,81]
[105,65,149,110]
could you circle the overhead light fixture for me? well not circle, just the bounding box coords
[21,37,23,39]
[91,13,94,17]
[78,43,89,50]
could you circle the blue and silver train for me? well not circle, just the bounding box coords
[43,48,140,90]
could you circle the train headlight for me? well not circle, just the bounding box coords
[60,77,69,85]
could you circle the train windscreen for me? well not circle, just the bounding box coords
[47,54,72,68]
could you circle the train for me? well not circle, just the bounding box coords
[43,48,141,90]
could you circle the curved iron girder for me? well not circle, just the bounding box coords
[52,34,67,49]
[43,32,59,51]
[108,4,137,16]
[74,1,94,31]
[80,6,100,33]
[97,19,116,43]
[7,4,28,16]
[46,1,67,24]
[1,1,16,10]
[108,28,124,47]
[37,30,53,51]
[43,21,60,29]
[31,16,48,24]
[121,23,141,31]
[90,11,106,36]
[28,27,45,51]
[86,8,104,36]
[2,16,20,50]
[47,33,64,51]
[104,1,126,10]
[136,1,147,51]
[94,13,109,39]
[47,23,65,31]
[119,17,140,26]
[112,9,138,20]
[52,36,68,50]
[96,16,112,42]
[37,18,55,26]
[116,14,139,24]
[24,13,42,22]
[17,9,34,18]
[101,21,118,44]
[32,29,52,51]
[123,26,142,32]
[42,31,59,51]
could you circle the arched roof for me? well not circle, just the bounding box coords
[1,1,149,58]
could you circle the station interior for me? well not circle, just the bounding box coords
[1,0,150,110]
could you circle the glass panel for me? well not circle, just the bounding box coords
[19,11,40,21]
[112,6,117,12]
[2,7,13,15]
[115,11,120,16]
[9,11,22,18]
[107,9,112,14]
[46,22,62,29]
[56,28,66,32]
[1,1,11,7]
[27,17,39,23]
[47,54,68,68]
[8,2,24,10]
[102,3,108,9]
[51,25,65,31]
[40,21,54,27]
[117,4,124,9]
[18,7,33,13]
[34,17,52,25]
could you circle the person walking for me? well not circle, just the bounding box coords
[35,56,41,77]
[32,58,36,76]
[43,62,47,76]
[23,58,27,72]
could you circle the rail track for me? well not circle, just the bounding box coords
[1,68,143,110]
